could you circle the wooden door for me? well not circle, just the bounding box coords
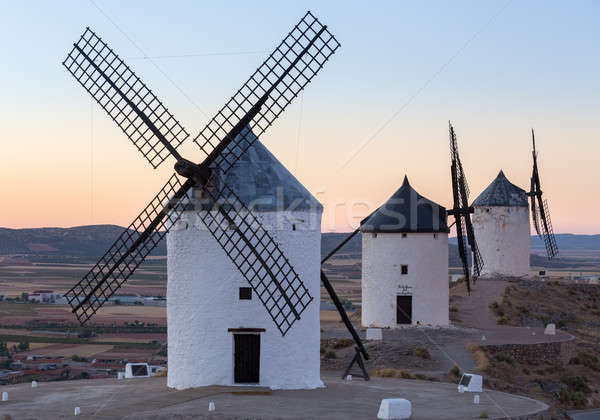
[234,334,260,383]
[396,295,412,324]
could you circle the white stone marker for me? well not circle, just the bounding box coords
[2,391,7,401]
[377,398,411,420]
[345,374,352,382]
[31,380,38,388]
[208,401,215,411]
[74,407,81,415]
[474,394,480,404]
[458,373,483,393]
[544,323,556,335]
[367,328,383,341]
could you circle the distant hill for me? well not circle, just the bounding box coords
[530,233,600,250]
[0,225,166,258]
[450,233,600,251]
[0,225,598,268]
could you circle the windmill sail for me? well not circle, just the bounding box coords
[529,130,558,259]
[63,29,190,169]
[194,11,340,174]
[63,12,340,336]
[66,175,192,324]
[448,122,484,291]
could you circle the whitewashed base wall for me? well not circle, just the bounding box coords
[472,206,530,278]
[361,232,449,328]
[167,210,323,390]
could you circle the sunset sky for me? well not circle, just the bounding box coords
[1,1,598,233]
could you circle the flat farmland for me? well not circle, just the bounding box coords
[322,254,362,305]
[0,255,362,331]
[0,259,168,297]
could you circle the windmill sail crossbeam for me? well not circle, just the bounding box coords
[196,181,313,335]
[63,28,189,169]
[65,175,190,324]
[193,11,340,175]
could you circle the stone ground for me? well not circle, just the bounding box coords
[0,373,547,420]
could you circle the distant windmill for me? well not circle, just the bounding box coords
[528,129,558,259]
[62,11,340,340]
[447,122,484,293]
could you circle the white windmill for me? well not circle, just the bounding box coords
[62,12,340,389]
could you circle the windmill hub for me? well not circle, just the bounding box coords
[173,158,211,185]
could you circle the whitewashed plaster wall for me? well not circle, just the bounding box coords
[472,206,530,278]
[361,232,449,328]
[167,209,322,390]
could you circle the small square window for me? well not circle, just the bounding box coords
[239,287,252,300]
[292,224,296,231]
[401,265,408,275]
[402,233,407,238]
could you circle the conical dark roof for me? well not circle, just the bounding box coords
[191,125,322,212]
[472,170,528,207]
[360,176,449,233]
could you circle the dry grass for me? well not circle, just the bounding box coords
[372,368,416,379]
[412,346,431,360]
[465,342,489,371]
[465,342,478,352]
[448,365,461,378]
[473,350,489,371]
